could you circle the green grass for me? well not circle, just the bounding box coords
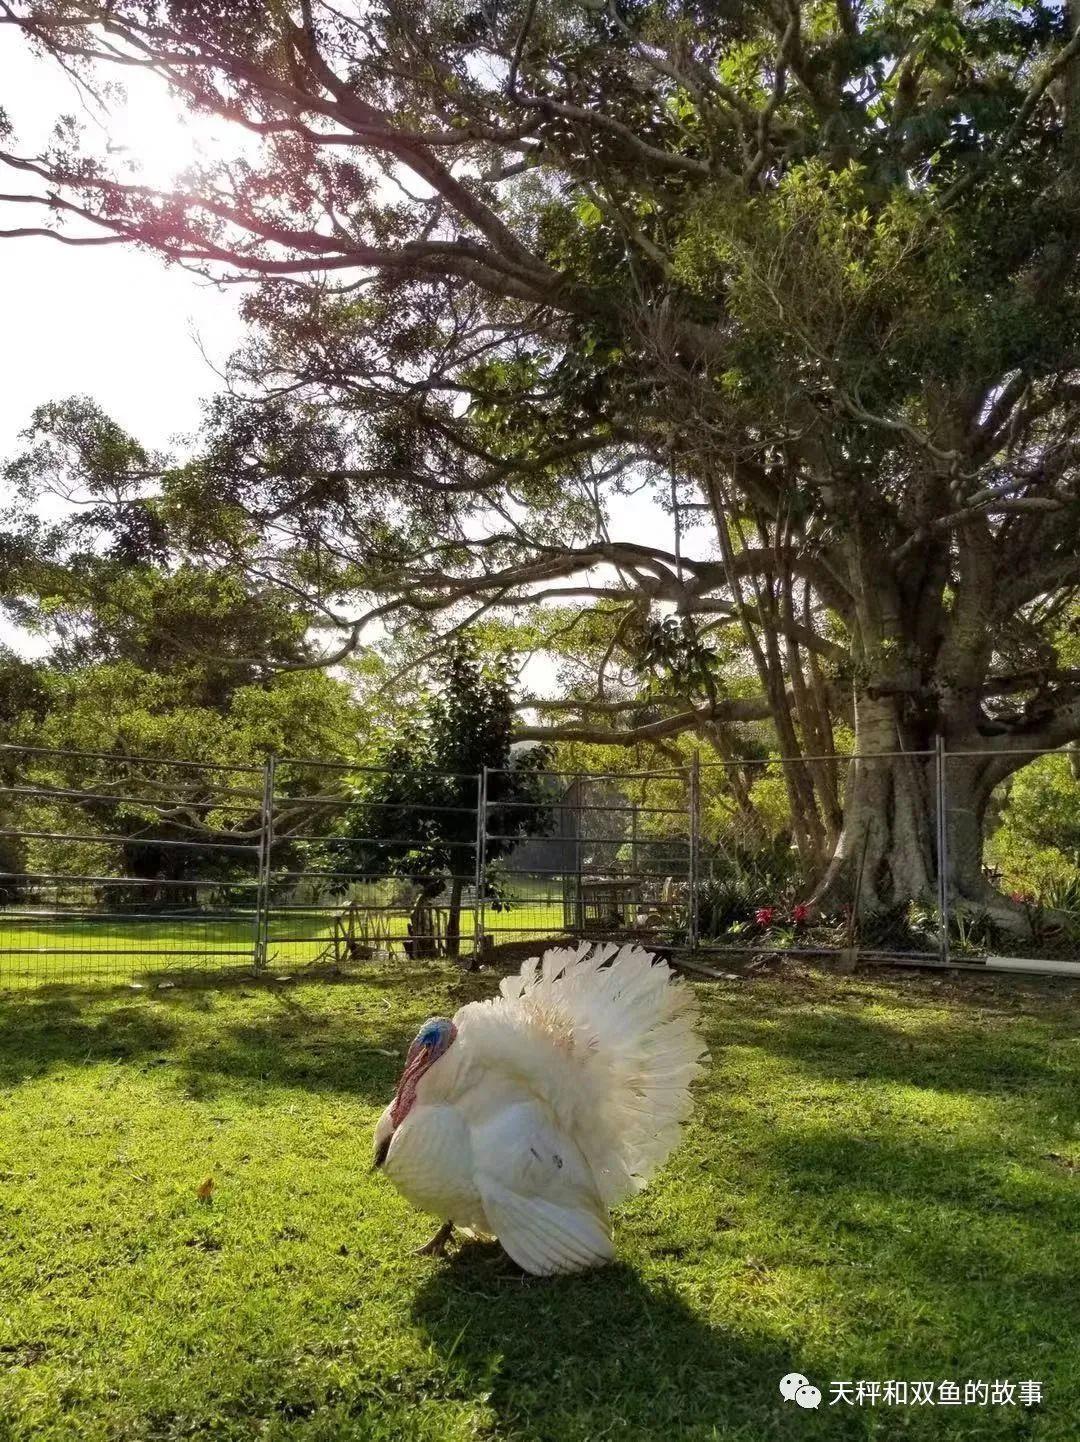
[1,961,1078,1440]
[0,893,572,988]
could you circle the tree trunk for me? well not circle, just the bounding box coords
[815,748,937,915]
[444,876,464,960]
[408,880,443,959]
[811,696,1017,930]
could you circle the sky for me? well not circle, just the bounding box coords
[1,29,249,659]
[0,28,243,461]
[0,27,680,680]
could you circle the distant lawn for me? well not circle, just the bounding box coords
[1,962,1078,1439]
[0,889,571,988]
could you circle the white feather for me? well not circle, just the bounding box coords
[379,943,704,1275]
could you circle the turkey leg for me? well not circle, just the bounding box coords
[414,1220,454,1257]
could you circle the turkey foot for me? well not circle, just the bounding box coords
[414,1220,454,1257]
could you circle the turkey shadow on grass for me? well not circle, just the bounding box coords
[411,1246,795,1438]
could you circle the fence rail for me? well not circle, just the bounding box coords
[0,739,1078,986]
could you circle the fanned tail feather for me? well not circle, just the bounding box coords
[494,942,705,1206]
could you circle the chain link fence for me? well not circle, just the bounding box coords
[1,741,1078,987]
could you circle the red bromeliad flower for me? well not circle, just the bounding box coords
[791,903,811,926]
[1009,890,1030,906]
[754,906,775,928]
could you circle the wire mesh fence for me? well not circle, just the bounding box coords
[1,739,1079,987]
[695,750,948,961]
[477,766,695,957]
[0,743,265,987]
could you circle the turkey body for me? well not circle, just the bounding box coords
[374,943,704,1276]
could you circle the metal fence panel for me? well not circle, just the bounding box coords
[0,744,265,988]
[2,738,1079,988]
[478,764,694,956]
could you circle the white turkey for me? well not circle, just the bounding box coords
[372,942,703,1276]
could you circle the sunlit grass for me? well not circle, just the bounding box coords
[0,891,571,988]
[0,962,1078,1439]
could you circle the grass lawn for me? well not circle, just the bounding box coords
[1,960,1078,1440]
[0,891,572,989]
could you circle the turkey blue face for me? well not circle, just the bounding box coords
[414,1018,456,1054]
[389,1016,457,1126]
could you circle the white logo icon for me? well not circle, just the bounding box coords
[780,1373,822,1409]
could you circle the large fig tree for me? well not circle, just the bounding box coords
[3,0,1080,923]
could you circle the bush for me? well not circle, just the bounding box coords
[695,843,800,939]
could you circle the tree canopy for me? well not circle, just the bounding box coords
[0,407,363,899]
[327,648,552,958]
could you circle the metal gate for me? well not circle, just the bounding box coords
[3,739,1079,986]
[475,762,697,959]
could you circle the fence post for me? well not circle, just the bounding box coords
[574,781,584,935]
[474,767,487,964]
[687,749,701,953]
[254,753,276,971]
[935,735,950,966]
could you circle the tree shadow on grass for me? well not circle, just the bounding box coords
[704,1003,1077,1105]
[7,959,1077,1118]
[754,1122,1078,1234]
[0,990,180,1085]
[170,963,494,1102]
[705,1120,1080,1411]
[176,1016,416,1103]
[0,959,490,1093]
[745,965,1080,1015]
[411,1244,831,1442]
[0,973,431,1101]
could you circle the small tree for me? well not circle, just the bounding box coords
[333,651,552,961]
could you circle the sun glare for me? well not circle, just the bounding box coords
[100,71,249,190]
[2,30,249,192]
